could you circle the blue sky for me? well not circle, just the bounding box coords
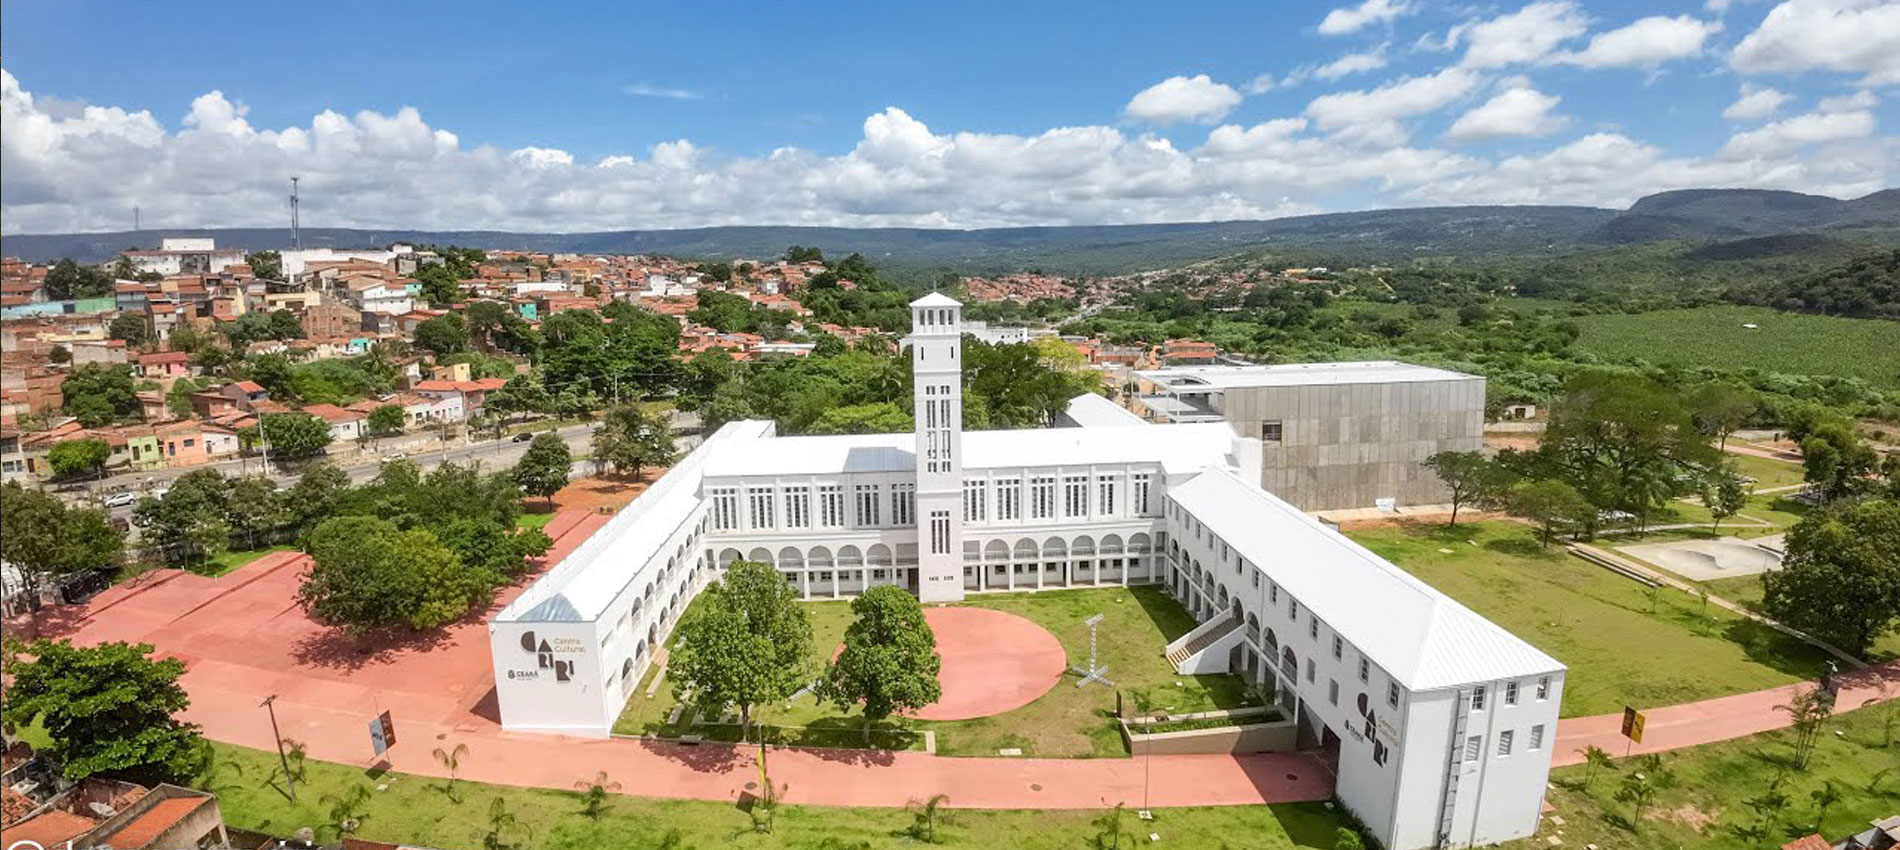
[1,0,1893,233]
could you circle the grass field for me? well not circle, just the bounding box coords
[1346,521,1834,717]
[201,741,1347,850]
[189,545,297,577]
[1725,452,1807,490]
[1573,305,1900,388]
[615,586,1256,757]
[1510,702,1900,850]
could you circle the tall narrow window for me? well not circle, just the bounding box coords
[747,487,775,530]
[1497,730,1514,756]
[1096,475,1117,515]
[929,510,950,555]
[963,481,988,522]
[997,479,1022,520]
[1030,476,1056,520]
[1133,473,1152,514]
[784,486,811,529]
[892,483,915,526]
[1529,725,1545,751]
[1063,475,1088,518]
[710,488,739,531]
[818,485,845,527]
[855,484,882,527]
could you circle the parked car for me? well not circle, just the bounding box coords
[102,492,136,508]
[384,452,407,462]
[511,432,535,443]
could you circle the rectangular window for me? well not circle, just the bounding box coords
[818,485,845,527]
[892,483,915,527]
[1537,676,1550,700]
[1305,658,1316,683]
[963,481,988,522]
[855,484,882,527]
[1063,475,1088,518]
[1387,682,1400,709]
[1505,681,1519,706]
[1529,724,1545,751]
[997,479,1022,521]
[747,487,775,530]
[1133,473,1151,514]
[1251,571,1260,588]
[710,487,739,531]
[1463,735,1481,762]
[1271,585,1279,605]
[1497,730,1513,756]
[1096,475,1117,516]
[1309,619,1319,640]
[1030,476,1056,520]
[1261,420,1284,442]
[1332,636,1343,660]
[784,486,811,529]
[930,510,951,555]
[1328,679,1340,706]
[1289,597,1298,619]
[1472,686,1487,711]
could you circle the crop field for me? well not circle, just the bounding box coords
[1573,305,1900,388]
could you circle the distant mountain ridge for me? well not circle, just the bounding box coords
[4,188,1892,275]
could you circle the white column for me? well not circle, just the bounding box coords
[910,293,966,602]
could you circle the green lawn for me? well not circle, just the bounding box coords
[1695,573,1900,663]
[190,545,298,578]
[1508,702,1900,850]
[615,586,1257,758]
[202,741,1346,850]
[515,510,558,531]
[1346,521,1834,717]
[1572,305,1900,388]
[1725,452,1807,490]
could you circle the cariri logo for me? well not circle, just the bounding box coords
[519,630,573,682]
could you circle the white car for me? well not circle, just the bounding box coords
[102,492,137,508]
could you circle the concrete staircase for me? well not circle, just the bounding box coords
[1165,615,1245,674]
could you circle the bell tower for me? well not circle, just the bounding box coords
[909,292,965,602]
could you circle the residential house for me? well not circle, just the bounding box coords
[134,351,193,380]
[218,381,270,413]
[200,423,241,458]
[302,403,366,443]
[156,421,207,467]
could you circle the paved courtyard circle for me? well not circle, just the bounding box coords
[909,606,1067,721]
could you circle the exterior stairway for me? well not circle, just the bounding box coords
[1165,615,1244,672]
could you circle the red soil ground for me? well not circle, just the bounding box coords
[910,607,1066,721]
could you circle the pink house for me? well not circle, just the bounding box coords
[135,351,193,379]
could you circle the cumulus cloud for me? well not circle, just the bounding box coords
[0,68,1890,235]
[1456,1,1591,68]
[1723,83,1793,121]
[1318,0,1410,35]
[1445,84,1566,142]
[1555,15,1721,67]
[1123,74,1242,125]
[1731,0,1900,85]
[1313,47,1390,81]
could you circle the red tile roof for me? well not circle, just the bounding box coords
[103,796,209,848]
[3,809,97,848]
[301,403,365,423]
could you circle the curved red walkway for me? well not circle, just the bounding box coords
[911,607,1065,721]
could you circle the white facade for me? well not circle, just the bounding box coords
[487,294,1561,849]
[280,245,414,276]
[123,238,246,276]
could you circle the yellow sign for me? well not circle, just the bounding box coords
[1620,706,1646,744]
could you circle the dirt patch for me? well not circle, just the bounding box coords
[543,469,668,514]
[1657,802,1721,833]
[1332,511,1504,532]
[1483,433,1540,452]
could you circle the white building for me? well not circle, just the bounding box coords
[487,294,1562,849]
[122,238,247,276]
[279,245,415,277]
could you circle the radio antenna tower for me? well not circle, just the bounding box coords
[289,176,302,249]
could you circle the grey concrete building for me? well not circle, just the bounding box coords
[1135,362,1484,511]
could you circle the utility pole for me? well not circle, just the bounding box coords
[289,176,301,250]
[260,694,296,801]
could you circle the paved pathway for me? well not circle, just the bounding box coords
[1552,660,1899,766]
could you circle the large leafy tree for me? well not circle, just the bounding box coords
[298,516,487,633]
[108,313,151,347]
[136,469,233,565]
[512,433,571,505]
[590,404,677,480]
[415,311,470,355]
[1530,373,1720,531]
[1423,450,1514,526]
[0,481,125,606]
[259,411,334,461]
[2,640,207,784]
[283,462,351,536]
[464,300,537,353]
[43,258,114,300]
[539,305,681,401]
[1800,420,1878,503]
[818,585,942,742]
[61,363,141,427]
[367,403,407,437]
[1762,499,1900,656]
[669,561,813,740]
[244,250,283,280]
[47,437,113,480]
[1507,479,1594,547]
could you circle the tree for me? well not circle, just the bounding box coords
[574,770,622,820]
[669,561,813,741]
[1687,383,1755,451]
[433,742,470,803]
[225,475,286,549]
[1423,450,1513,526]
[1,640,207,784]
[1088,802,1134,850]
[0,481,125,607]
[298,516,487,633]
[513,432,571,505]
[47,437,112,480]
[1809,780,1843,831]
[259,411,333,461]
[1801,420,1878,503]
[44,258,113,300]
[1577,744,1617,790]
[1703,468,1749,533]
[135,469,232,565]
[61,363,140,426]
[283,462,351,535]
[1775,685,1837,771]
[415,311,471,355]
[245,250,283,281]
[591,404,677,480]
[819,585,942,743]
[415,262,463,306]
[320,784,372,839]
[1613,754,1675,831]
[1761,499,1900,656]
[906,794,953,845]
[1507,480,1594,546]
[108,313,151,346]
[482,798,531,850]
[367,403,407,438]
[1533,373,1720,532]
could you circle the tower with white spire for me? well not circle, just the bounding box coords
[909,292,966,602]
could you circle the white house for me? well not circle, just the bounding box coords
[487,294,1562,850]
[122,238,246,276]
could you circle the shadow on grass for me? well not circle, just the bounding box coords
[1481,534,1548,559]
[1720,618,1832,680]
[1128,585,1197,642]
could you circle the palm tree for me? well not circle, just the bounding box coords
[433,742,471,802]
[482,797,531,850]
[1090,802,1137,850]
[1577,745,1616,790]
[1809,780,1843,831]
[906,793,952,844]
[574,770,623,820]
[319,784,372,839]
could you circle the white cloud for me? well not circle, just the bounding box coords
[622,83,702,101]
[1314,46,1390,80]
[1304,67,1482,137]
[1445,85,1566,141]
[1123,74,1242,125]
[1555,15,1721,67]
[1723,83,1793,121]
[1456,1,1591,68]
[1706,0,1732,11]
[1244,74,1278,95]
[1318,0,1410,35]
[0,68,1890,235]
[1731,0,1900,85]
